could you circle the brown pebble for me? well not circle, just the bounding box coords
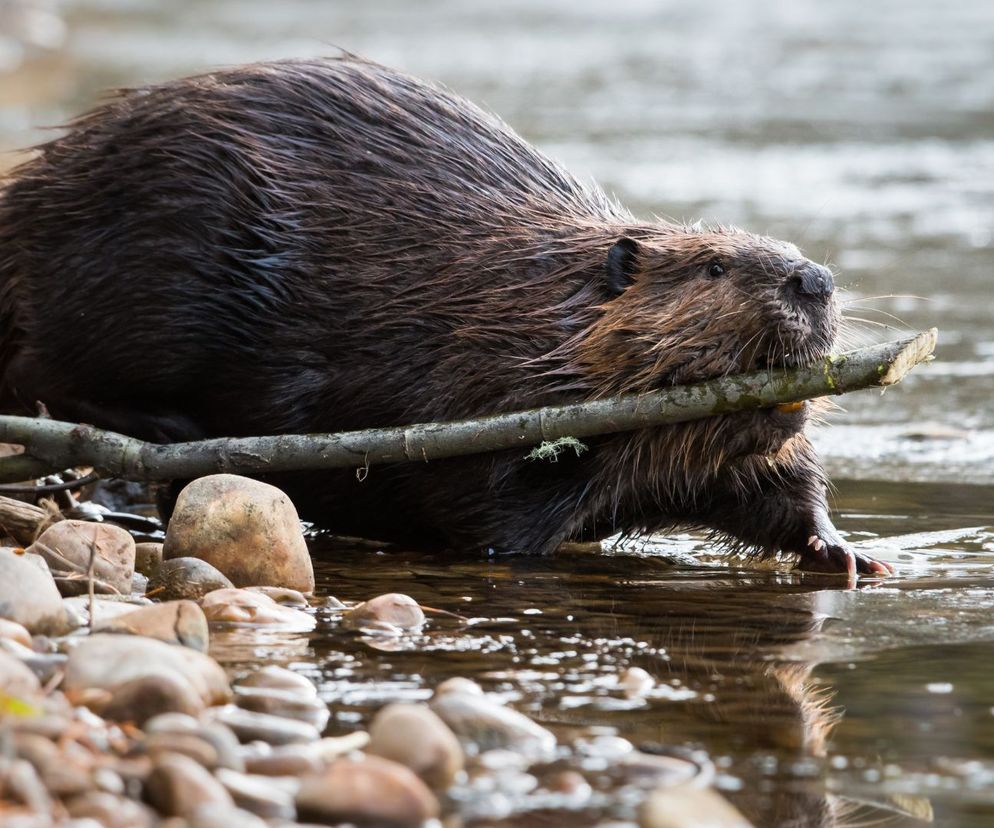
[296,753,440,827]
[66,791,155,828]
[234,686,329,730]
[145,752,234,817]
[214,767,297,820]
[145,732,221,769]
[95,600,210,652]
[368,702,464,789]
[207,705,320,746]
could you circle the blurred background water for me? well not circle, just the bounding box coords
[2,2,994,826]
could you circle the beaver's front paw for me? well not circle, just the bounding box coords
[795,534,893,584]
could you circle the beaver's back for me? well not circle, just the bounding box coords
[0,57,627,441]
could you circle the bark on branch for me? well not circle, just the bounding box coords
[0,329,937,483]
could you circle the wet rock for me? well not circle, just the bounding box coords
[368,702,464,789]
[246,586,309,607]
[239,665,318,697]
[145,731,221,769]
[62,595,150,627]
[241,732,369,776]
[234,686,329,730]
[296,754,440,827]
[0,547,74,635]
[66,791,155,828]
[200,588,315,631]
[215,767,297,820]
[144,714,244,771]
[188,803,270,828]
[0,617,31,647]
[618,666,655,699]
[206,705,320,746]
[28,520,135,595]
[430,689,556,762]
[63,634,230,718]
[0,650,41,700]
[343,593,426,633]
[163,474,314,592]
[94,600,209,652]
[134,542,164,578]
[148,557,234,602]
[0,756,52,813]
[145,752,234,817]
[640,784,753,828]
[435,676,485,696]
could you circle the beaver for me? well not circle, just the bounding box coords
[0,56,890,579]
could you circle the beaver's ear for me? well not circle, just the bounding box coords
[605,237,640,297]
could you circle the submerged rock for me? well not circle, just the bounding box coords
[163,474,314,593]
[148,557,235,602]
[94,600,209,652]
[368,702,464,789]
[0,547,74,635]
[296,754,440,827]
[430,688,556,762]
[200,588,315,631]
[343,593,426,633]
[28,520,135,595]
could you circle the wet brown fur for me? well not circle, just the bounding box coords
[0,56,864,570]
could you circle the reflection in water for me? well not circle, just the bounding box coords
[210,539,942,827]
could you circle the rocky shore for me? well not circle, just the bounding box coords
[0,474,750,827]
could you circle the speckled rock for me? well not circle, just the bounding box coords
[28,520,135,595]
[134,542,164,578]
[296,754,440,827]
[368,703,464,789]
[94,600,209,652]
[163,474,314,592]
[0,547,73,635]
[147,557,234,602]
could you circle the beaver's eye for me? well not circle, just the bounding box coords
[707,260,726,278]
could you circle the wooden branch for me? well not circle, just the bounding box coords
[0,329,936,483]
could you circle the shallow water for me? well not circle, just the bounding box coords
[3,1,994,826]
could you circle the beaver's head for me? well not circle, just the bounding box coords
[584,226,839,387]
[580,226,840,457]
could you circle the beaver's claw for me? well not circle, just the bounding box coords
[794,527,893,587]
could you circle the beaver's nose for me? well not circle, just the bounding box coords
[792,262,835,297]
